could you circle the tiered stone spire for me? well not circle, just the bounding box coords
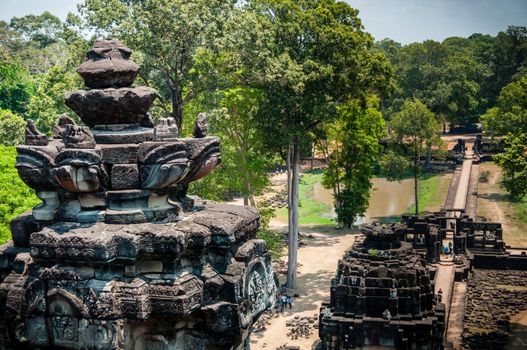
[0,39,276,349]
[319,223,445,349]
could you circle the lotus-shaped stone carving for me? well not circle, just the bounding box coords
[183,137,221,183]
[53,150,109,193]
[139,142,190,190]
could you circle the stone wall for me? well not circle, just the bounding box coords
[462,269,527,349]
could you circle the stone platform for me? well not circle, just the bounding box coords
[0,202,276,349]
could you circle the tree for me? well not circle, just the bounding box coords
[377,37,490,127]
[481,77,527,136]
[0,146,39,244]
[0,109,25,146]
[321,97,385,228]
[494,134,527,199]
[493,26,527,99]
[25,65,82,134]
[80,0,237,132]
[0,61,35,114]
[210,88,270,206]
[481,77,527,198]
[385,99,441,214]
[252,0,392,289]
[4,12,70,73]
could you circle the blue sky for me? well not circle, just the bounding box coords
[0,0,525,44]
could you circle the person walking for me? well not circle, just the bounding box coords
[437,288,443,302]
[286,295,293,309]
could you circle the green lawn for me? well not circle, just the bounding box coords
[275,170,334,226]
[407,173,452,215]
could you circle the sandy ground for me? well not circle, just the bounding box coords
[250,224,357,350]
[477,162,527,247]
[507,310,527,350]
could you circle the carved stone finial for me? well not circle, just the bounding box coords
[63,124,96,149]
[76,39,140,89]
[167,117,179,137]
[53,114,76,139]
[25,120,49,146]
[193,113,208,138]
[154,117,179,141]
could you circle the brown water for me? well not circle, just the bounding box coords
[312,178,415,224]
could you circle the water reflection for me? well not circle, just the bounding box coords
[311,177,415,224]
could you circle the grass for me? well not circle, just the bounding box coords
[275,170,334,226]
[478,162,527,247]
[407,172,452,214]
[496,284,527,292]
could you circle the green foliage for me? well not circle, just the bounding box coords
[367,248,378,256]
[322,97,386,228]
[80,0,237,131]
[376,26,527,126]
[389,99,441,152]
[0,109,25,146]
[379,149,412,181]
[385,99,442,214]
[256,229,284,259]
[209,88,270,203]
[0,146,40,244]
[481,77,527,136]
[253,0,393,151]
[2,12,71,73]
[25,65,82,134]
[494,134,527,199]
[0,61,35,114]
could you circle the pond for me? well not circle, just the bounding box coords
[311,177,415,224]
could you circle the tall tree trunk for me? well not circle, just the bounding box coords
[414,142,419,215]
[425,143,432,171]
[171,88,184,133]
[286,144,293,284]
[287,141,300,290]
[243,195,249,206]
[311,141,314,171]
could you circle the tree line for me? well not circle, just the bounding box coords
[0,1,526,288]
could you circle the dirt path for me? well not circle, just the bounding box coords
[488,170,507,225]
[250,225,357,350]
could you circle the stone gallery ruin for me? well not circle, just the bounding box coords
[0,39,276,349]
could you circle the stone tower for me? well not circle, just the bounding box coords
[0,39,276,349]
[319,223,445,349]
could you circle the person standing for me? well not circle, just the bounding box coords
[287,295,293,309]
[280,294,287,312]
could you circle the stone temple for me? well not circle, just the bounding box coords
[319,223,445,349]
[0,39,276,349]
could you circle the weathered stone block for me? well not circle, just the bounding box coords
[111,163,140,189]
[9,211,46,247]
[101,144,139,164]
[77,210,106,222]
[105,209,147,224]
[78,193,106,209]
[92,127,154,144]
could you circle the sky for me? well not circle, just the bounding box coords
[0,0,525,44]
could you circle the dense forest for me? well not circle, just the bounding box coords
[0,1,526,245]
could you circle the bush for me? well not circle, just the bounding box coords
[0,146,40,243]
[479,170,490,183]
